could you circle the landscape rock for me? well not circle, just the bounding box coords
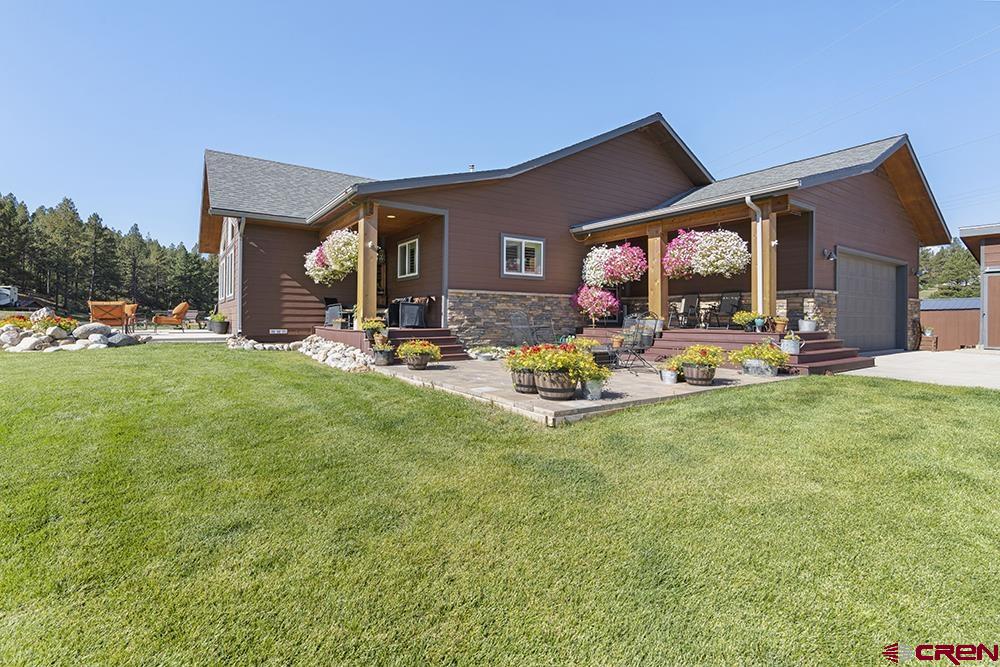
[59,338,77,346]
[1,324,18,333]
[30,307,55,322]
[9,335,45,352]
[73,322,113,339]
[42,345,63,353]
[88,343,108,350]
[0,331,20,346]
[61,342,86,351]
[46,326,69,340]
[88,333,109,345]
[108,333,139,347]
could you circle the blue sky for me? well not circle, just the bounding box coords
[1,0,998,247]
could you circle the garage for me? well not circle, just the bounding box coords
[836,250,903,351]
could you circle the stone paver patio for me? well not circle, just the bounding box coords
[374,358,790,426]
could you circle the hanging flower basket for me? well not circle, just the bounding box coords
[572,285,620,326]
[582,242,647,287]
[304,229,359,285]
[661,229,750,279]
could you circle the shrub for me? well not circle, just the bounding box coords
[208,313,228,322]
[395,339,441,361]
[28,315,78,333]
[729,341,789,368]
[1,315,33,330]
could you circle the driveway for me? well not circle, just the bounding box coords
[846,348,1000,390]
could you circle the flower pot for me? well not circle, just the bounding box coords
[535,370,577,400]
[774,320,788,334]
[659,369,679,384]
[373,332,389,347]
[682,363,716,386]
[511,370,537,394]
[405,353,431,370]
[611,337,624,349]
[208,320,229,334]
[582,380,603,400]
[373,349,394,366]
[743,323,755,332]
[780,339,801,355]
[798,319,818,333]
[741,359,778,377]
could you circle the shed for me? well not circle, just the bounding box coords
[919,298,981,351]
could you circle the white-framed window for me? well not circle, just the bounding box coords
[502,234,544,277]
[397,237,419,279]
[225,252,234,299]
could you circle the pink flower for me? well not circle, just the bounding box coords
[573,285,620,324]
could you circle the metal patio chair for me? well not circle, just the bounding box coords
[617,318,657,371]
[704,292,742,328]
[667,294,701,329]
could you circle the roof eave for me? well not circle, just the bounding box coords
[208,207,308,225]
[570,180,801,236]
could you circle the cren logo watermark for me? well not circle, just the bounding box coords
[883,642,1000,664]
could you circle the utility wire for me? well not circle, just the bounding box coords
[923,130,1000,157]
[717,45,1000,172]
[711,23,1000,163]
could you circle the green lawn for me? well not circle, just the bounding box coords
[2,345,999,665]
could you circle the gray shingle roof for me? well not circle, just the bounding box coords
[204,150,374,221]
[920,297,981,311]
[572,135,910,234]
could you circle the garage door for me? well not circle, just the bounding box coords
[837,252,899,351]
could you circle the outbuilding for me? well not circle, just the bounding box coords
[959,224,1000,349]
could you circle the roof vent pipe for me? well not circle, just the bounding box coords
[745,196,764,314]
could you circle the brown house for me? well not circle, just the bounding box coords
[198,113,949,353]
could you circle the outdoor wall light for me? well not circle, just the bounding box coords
[822,248,838,261]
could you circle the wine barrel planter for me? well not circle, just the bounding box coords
[405,353,431,370]
[511,370,537,394]
[682,364,716,386]
[535,370,576,400]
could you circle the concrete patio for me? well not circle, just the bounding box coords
[374,358,790,426]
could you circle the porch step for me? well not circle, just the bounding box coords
[786,346,861,364]
[791,356,875,375]
[388,328,466,360]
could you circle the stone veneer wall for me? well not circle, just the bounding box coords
[906,298,921,351]
[446,289,586,347]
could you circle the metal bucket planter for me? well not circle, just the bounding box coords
[582,380,603,400]
[511,370,537,394]
[373,349,394,366]
[741,359,779,377]
[405,353,431,370]
[535,370,577,400]
[780,338,802,355]
[798,319,818,333]
[682,364,716,386]
[754,318,766,332]
[208,320,229,334]
[659,369,680,384]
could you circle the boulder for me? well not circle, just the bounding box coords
[73,322,113,339]
[75,339,92,348]
[42,345,63,353]
[88,343,108,350]
[0,331,20,346]
[30,307,55,322]
[88,333,109,345]
[289,341,303,351]
[61,342,86,351]
[108,333,139,347]
[139,335,152,344]
[1,324,18,333]
[59,339,77,347]
[46,326,69,340]
[10,335,44,352]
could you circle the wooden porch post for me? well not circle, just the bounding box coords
[646,224,669,322]
[750,201,778,315]
[355,201,378,328]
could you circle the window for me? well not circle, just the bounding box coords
[397,238,419,279]
[226,252,234,299]
[502,235,544,277]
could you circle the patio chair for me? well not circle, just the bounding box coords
[152,301,190,332]
[184,310,202,329]
[87,300,127,327]
[510,312,541,345]
[324,304,345,328]
[617,318,657,371]
[398,301,427,328]
[666,294,700,329]
[123,303,138,334]
[704,292,742,328]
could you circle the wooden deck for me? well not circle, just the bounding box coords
[579,326,875,375]
[314,326,467,361]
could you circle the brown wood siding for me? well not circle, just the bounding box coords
[369,128,697,294]
[241,221,356,341]
[793,168,920,297]
[385,215,444,325]
[984,239,1000,269]
[920,309,980,351]
[989,275,1000,348]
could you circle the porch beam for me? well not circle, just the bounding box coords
[354,202,378,328]
[645,224,669,321]
[750,201,778,316]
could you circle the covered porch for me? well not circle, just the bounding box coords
[317,200,449,331]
